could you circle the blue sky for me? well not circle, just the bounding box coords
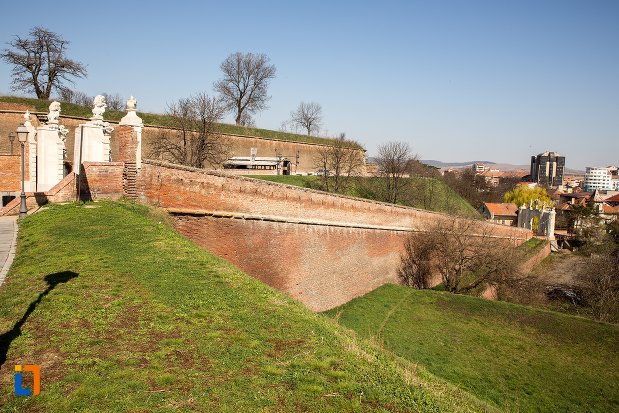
[1,0,617,169]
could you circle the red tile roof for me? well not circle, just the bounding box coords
[483,203,518,217]
[606,193,619,203]
[602,203,619,214]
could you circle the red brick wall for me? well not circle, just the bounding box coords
[114,126,138,163]
[138,160,531,239]
[172,215,405,311]
[137,161,533,310]
[0,161,126,216]
[80,162,124,201]
[0,155,21,191]
[520,240,552,273]
[0,111,364,174]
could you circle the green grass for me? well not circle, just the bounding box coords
[518,237,547,256]
[0,96,361,148]
[325,284,619,413]
[247,175,480,218]
[0,201,493,412]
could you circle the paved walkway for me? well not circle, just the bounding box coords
[0,216,18,286]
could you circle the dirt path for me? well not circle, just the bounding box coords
[529,250,587,286]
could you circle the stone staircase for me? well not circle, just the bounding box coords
[123,162,138,200]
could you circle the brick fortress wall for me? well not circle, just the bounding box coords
[137,160,532,311]
[0,108,361,175]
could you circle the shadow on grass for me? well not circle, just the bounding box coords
[0,271,78,368]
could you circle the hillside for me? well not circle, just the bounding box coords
[0,96,362,149]
[0,201,493,412]
[249,175,481,218]
[325,284,619,413]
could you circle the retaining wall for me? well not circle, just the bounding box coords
[137,160,532,310]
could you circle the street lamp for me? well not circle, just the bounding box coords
[16,123,29,218]
[8,132,16,155]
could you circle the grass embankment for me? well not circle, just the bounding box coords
[325,284,619,413]
[248,175,480,218]
[0,96,359,148]
[0,201,491,412]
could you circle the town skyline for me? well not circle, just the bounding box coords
[0,0,617,170]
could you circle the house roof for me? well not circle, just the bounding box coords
[602,203,619,214]
[561,192,592,199]
[483,202,518,217]
[605,193,619,203]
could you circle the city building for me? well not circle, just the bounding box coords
[472,162,489,174]
[583,167,614,191]
[530,151,565,187]
[479,202,518,226]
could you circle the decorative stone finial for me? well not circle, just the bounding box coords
[127,96,137,111]
[47,101,61,125]
[23,110,33,128]
[91,95,107,121]
[119,95,143,127]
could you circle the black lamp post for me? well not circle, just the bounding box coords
[16,123,29,218]
[8,132,16,155]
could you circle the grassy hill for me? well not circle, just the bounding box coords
[248,175,481,218]
[325,284,619,413]
[0,96,361,148]
[0,201,493,412]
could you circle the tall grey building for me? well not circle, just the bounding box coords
[530,151,565,187]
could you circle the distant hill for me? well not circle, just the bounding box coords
[421,160,495,168]
[422,159,584,175]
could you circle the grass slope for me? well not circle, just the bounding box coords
[0,202,492,412]
[248,175,480,218]
[0,96,360,148]
[325,284,619,413]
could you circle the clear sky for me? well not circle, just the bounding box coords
[1,0,617,170]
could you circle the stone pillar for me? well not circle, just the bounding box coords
[73,95,114,173]
[547,209,556,240]
[36,103,68,192]
[22,111,37,192]
[517,204,525,228]
[118,96,143,168]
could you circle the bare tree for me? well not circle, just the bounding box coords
[290,102,322,136]
[398,233,434,289]
[102,93,124,111]
[1,27,87,99]
[581,252,619,322]
[57,88,92,107]
[150,93,230,168]
[375,142,417,204]
[214,52,276,125]
[313,134,365,193]
[399,218,520,293]
[238,111,255,127]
